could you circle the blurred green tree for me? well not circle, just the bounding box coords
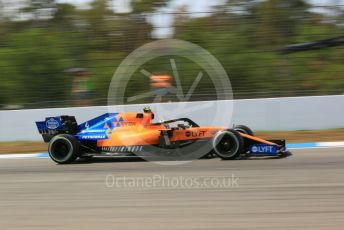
[0,0,343,107]
[5,28,71,104]
[255,0,311,46]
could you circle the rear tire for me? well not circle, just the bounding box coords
[48,134,80,164]
[234,125,254,136]
[212,129,244,160]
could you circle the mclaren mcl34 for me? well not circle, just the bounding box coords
[36,108,289,164]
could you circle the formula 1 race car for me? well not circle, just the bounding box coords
[36,108,288,164]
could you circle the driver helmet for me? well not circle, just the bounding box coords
[143,107,151,113]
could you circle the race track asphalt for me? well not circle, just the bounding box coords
[0,148,344,230]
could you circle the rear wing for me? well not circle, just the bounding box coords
[35,116,78,142]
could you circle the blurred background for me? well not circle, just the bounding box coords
[0,0,343,109]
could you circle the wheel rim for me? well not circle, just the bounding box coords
[50,139,72,161]
[217,134,236,153]
[213,131,239,158]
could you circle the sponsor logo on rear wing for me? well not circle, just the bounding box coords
[45,117,61,129]
[36,117,62,133]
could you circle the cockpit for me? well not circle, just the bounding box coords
[152,118,199,130]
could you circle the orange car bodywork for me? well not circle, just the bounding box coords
[96,112,275,147]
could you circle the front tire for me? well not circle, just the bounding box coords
[212,129,244,160]
[234,125,254,136]
[48,134,80,164]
